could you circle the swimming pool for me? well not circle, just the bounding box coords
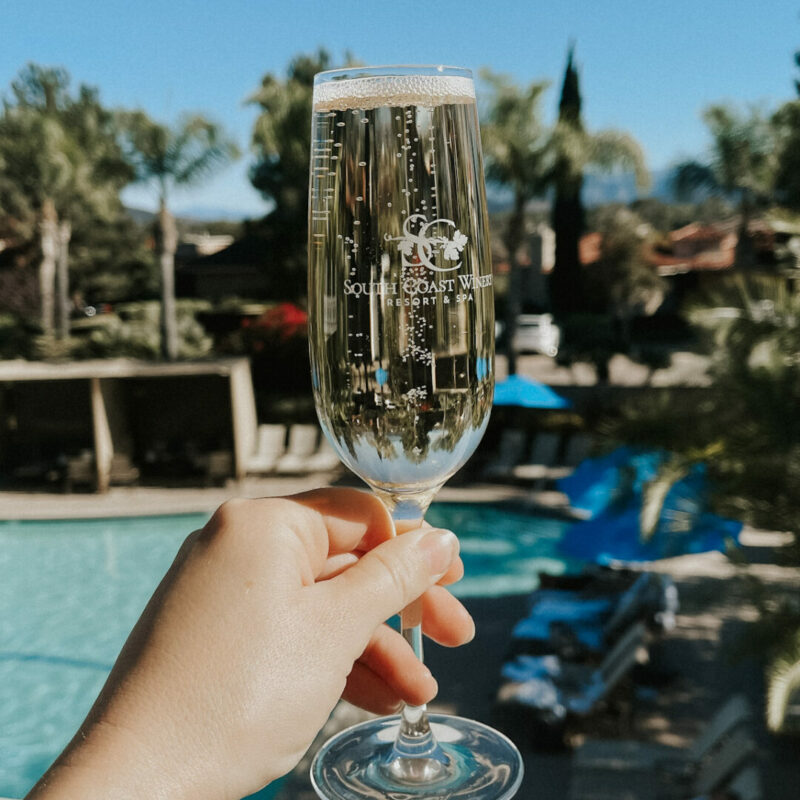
[0,504,574,799]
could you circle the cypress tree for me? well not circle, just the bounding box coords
[550,45,586,316]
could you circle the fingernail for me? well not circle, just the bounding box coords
[465,615,476,643]
[419,529,458,577]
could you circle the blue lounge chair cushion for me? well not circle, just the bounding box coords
[501,654,562,683]
[511,596,613,640]
[502,676,565,716]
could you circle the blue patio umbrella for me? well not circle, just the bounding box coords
[557,446,663,518]
[556,447,742,564]
[493,374,571,409]
[558,505,742,564]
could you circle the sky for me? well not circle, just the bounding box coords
[4,0,800,219]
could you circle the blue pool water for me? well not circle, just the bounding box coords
[0,504,573,799]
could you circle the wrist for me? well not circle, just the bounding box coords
[25,717,227,800]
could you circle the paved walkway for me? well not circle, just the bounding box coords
[0,472,575,521]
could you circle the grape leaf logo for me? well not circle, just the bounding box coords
[385,213,467,272]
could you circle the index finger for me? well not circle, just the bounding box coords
[290,487,396,557]
[290,489,463,585]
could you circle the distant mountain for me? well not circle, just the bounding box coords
[170,205,267,222]
[583,167,676,205]
[124,205,265,227]
[486,167,677,213]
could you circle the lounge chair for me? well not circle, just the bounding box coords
[563,432,593,468]
[109,453,140,485]
[509,571,677,660]
[64,451,140,490]
[202,450,232,485]
[567,723,757,800]
[573,694,752,775]
[509,594,615,654]
[275,424,321,474]
[303,437,342,472]
[727,764,763,800]
[511,432,564,485]
[246,424,286,474]
[64,450,95,490]
[684,728,757,799]
[483,428,526,480]
[497,621,648,736]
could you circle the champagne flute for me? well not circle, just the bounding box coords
[307,65,523,800]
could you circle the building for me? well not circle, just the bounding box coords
[648,221,737,277]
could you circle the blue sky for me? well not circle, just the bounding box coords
[4,0,799,218]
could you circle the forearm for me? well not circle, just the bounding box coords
[25,718,205,800]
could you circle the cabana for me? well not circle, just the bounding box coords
[0,358,258,491]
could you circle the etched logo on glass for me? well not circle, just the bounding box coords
[385,213,467,272]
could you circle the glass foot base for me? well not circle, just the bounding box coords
[310,713,524,800]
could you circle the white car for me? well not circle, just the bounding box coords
[511,314,560,357]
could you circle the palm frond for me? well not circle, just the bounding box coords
[479,70,549,197]
[588,129,650,191]
[672,160,718,201]
[767,628,800,732]
[116,110,239,198]
[639,457,689,541]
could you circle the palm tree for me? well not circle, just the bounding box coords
[549,46,649,316]
[673,103,776,268]
[480,69,549,374]
[119,112,239,360]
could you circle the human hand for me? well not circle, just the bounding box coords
[27,488,472,800]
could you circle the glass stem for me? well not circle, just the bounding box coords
[399,600,429,733]
[374,488,450,782]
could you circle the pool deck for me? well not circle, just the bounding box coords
[0,474,577,520]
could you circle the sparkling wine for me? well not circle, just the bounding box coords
[308,74,494,495]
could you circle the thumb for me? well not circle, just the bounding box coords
[326,527,459,639]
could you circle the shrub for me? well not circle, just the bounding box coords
[72,300,213,360]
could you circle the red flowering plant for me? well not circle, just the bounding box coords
[259,302,308,340]
[239,302,308,352]
[240,302,311,396]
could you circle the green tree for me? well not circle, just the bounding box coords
[673,103,777,268]
[587,206,665,348]
[0,64,132,338]
[248,49,334,296]
[771,99,800,212]
[69,213,158,306]
[118,111,239,359]
[480,69,549,374]
[549,47,649,316]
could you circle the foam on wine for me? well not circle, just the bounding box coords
[313,74,475,112]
